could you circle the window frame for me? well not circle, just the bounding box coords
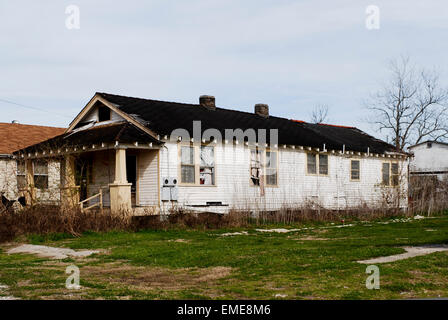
[350,159,361,181]
[199,145,215,186]
[178,143,216,186]
[250,148,263,186]
[16,160,27,190]
[33,160,49,190]
[249,148,279,187]
[381,161,399,187]
[306,153,329,176]
[265,150,278,187]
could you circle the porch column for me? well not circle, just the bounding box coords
[109,147,132,213]
[60,155,80,209]
[25,159,35,206]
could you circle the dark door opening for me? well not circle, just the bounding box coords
[75,156,93,202]
[126,155,137,206]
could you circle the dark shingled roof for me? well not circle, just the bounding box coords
[97,92,398,154]
[16,122,160,154]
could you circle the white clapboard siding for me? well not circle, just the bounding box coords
[157,141,408,211]
[88,151,114,207]
[138,150,159,206]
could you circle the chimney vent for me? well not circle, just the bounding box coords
[254,104,269,118]
[199,95,216,110]
[11,120,19,124]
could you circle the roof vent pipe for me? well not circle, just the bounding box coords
[255,104,269,118]
[11,120,19,124]
[199,95,216,110]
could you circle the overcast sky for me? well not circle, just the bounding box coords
[1,0,447,139]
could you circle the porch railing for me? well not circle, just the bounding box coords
[79,189,103,213]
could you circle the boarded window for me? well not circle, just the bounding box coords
[351,160,360,181]
[16,161,26,189]
[382,163,390,185]
[250,149,262,186]
[266,151,277,186]
[180,146,195,184]
[200,146,215,185]
[391,163,399,186]
[307,154,317,174]
[33,160,48,189]
[319,155,328,175]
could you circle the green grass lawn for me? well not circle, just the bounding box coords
[1,215,447,300]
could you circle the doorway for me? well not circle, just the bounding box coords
[75,156,93,202]
[126,155,137,206]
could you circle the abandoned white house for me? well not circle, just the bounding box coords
[409,141,448,181]
[13,93,409,214]
[0,122,64,205]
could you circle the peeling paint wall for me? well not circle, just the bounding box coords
[159,142,408,212]
[0,158,61,203]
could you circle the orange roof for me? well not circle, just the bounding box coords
[0,123,65,154]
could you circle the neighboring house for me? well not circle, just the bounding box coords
[13,93,409,214]
[0,122,65,203]
[409,141,448,181]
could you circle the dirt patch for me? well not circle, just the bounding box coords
[256,228,300,233]
[82,263,234,292]
[220,231,248,236]
[168,239,191,243]
[296,236,328,241]
[358,245,448,264]
[7,244,100,260]
[0,284,19,300]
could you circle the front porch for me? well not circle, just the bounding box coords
[76,147,160,213]
[15,122,162,214]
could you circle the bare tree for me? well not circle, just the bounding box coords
[367,56,448,151]
[310,104,329,123]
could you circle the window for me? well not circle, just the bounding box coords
[382,163,390,185]
[33,160,48,189]
[265,151,278,186]
[180,146,195,184]
[351,160,360,181]
[200,146,215,185]
[307,154,317,174]
[250,149,262,186]
[382,162,399,186]
[98,106,111,122]
[179,145,216,185]
[307,153,328,175]
[391,163,399,186]
[17,161,26,189]
[319,155,328,175]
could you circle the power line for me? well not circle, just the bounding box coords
[0,97,73,119]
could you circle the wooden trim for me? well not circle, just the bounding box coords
[67,94,159,140]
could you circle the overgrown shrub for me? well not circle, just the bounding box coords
[0,205,131,242]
